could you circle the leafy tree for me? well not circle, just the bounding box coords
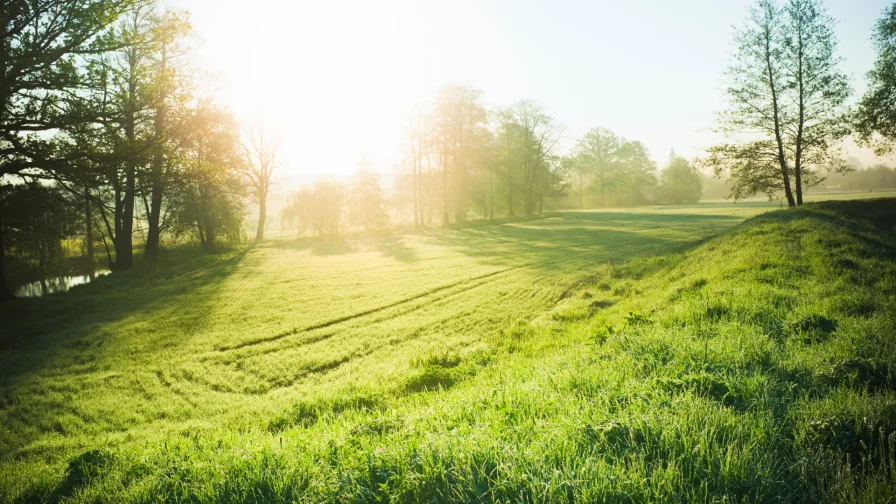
[281,182,345,238]
[574,127,622,207]
[660,157,703,204]
[310,180,345,237]
[855,3,896,155]
[168,105,245,252]
[499,101,562,215]
[347,159,387,232]
[704,0,850,206]
[431,85,489,223]
[569,129,656,207]
[144,7,192,259]
[617,141,658,205]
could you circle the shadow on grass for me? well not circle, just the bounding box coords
[0,245,252,461]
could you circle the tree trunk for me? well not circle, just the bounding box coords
[145,47,168,259]
[794,22,805,206]
[0,223,14,302]
[489,169,495,220]
[411,142,420,229]
[441,150,449,224]
[84,187,95,279]
[196,215,206,250]
[507,167,514,217]
[762,17,796,208]
[117,164,136,268]
[453,122,465,223]
[38,239,47,296]
[255,186,267,242]
[116,53,137,269]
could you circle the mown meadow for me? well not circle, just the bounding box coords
[1,196,895,503]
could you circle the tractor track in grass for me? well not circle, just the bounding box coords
[215,263,534,352]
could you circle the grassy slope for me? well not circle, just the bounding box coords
[2,199,896,502]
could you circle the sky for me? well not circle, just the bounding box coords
[173,0,894,186]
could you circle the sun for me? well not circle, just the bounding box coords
[182,0,427,181]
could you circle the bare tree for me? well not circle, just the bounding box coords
[241,126,281,242]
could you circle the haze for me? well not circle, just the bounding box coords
[177,0,890,180]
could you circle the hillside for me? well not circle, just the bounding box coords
[2,200,896,503]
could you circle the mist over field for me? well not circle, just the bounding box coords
[2,1,896,502]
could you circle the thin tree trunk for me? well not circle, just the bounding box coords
[763,16,796,208]
[794,20,805,206]
[441,150,449,224]
[145,46,168,259]
[0,223,14,301]
[411,141,420,229]
[117,51,138,269]
[256,185,267,242]
[489,168,495,220]
[85,186,95,279]
[38,240,47,296]
[505,130,515,217]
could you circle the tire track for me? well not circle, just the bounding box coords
[215,263,533,352]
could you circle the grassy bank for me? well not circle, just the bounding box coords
[2,200,895,502]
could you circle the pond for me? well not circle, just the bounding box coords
[14,270,111,298]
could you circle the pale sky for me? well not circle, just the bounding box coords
[173,0,893,185]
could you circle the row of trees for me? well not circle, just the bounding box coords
[1,0,280,300]
[394,88,704,229]
[400,90,568,226]
[828,164,896,191]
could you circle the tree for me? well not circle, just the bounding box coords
[404,106,428,228]
[704,0,850,206]
[347,159,388,232]
[618,141,658,205]
[1,0,139,300]
[660,157,702,204]
[499,100,562,215]
[100,2,157,269]
[144,7,192,259]
[495,108,522,216]
[574,127,621,207]
[431,85,488,223]
[782,0,851,204]
[169,105,245,252]
[855,3,896,155]
[241,126,281,242]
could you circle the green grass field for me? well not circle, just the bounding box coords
[2,196,895,503]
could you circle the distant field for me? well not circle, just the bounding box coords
[2,196,895,502]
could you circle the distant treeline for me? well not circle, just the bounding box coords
[700,165,896,201]
[277,92,704,238]
[826,164,896,192]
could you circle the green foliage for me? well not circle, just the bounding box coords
[660,157,703,204]
[0,183,79,282]
[855,2,896,155]
[282,180,346,237]
[571,128,658,207]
